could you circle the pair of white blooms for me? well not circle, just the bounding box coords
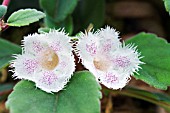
[11,26,143,93]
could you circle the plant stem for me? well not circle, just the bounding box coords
[0,20,9,32]
[104,87,170,111]
[2,0,10,6]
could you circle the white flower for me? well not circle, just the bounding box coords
[99,71,130,89]
[11,30,75,93]
[75,26,143,89]
[110,43,144,75]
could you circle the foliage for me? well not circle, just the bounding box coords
[39,0,77,23]
[0,38,21,69]
[6,71,101,113]
[126,33,170,90]
[7,9,45,27]
[163,0,170,13]
[0,0,170,113]
[73,0,105,33]
[110,87,170,112]
[44,15,73,34]
[0,5,7,18]
[39,0,105,34]
[39,0,78,34]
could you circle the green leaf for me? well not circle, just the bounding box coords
[40,0,78,22]
[73,0,105,32]
[0,83,14,101]
[110,87,170,112]
[45,15,73,34]
[7,9,45,27]
[0,38,21,69]
[163,0,170,13]
[0,83,14,92]
[126,32,170,90]
[6,71,101,113]
[0,5,7,18]
[38,27,51,34]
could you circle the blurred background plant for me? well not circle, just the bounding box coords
[1,0,170,113]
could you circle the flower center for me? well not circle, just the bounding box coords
[39,48,59,70]
[93,57,110,71]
